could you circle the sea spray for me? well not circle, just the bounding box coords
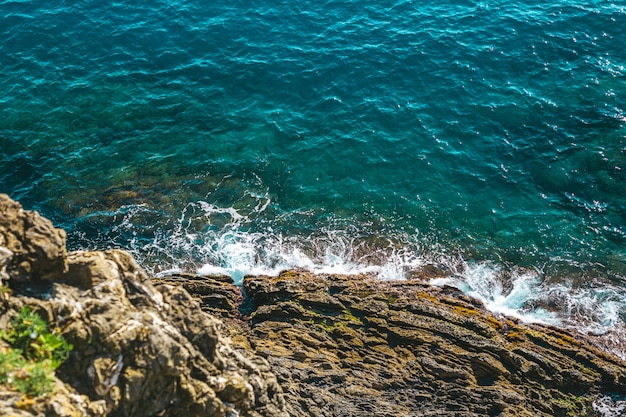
[431,263,559,324]
[433,261,626,359]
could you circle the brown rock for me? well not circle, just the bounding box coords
[238,271,626,417]
[64,251,121,289]
[0,195,288,417]
[0,194,67,283]
[152,273,242,319]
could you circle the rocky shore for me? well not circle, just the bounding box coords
[1,194,625,416]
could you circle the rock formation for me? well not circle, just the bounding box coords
[157,272,626,417]
[0,194,286,417]
[237,271,626,416]
[2,193,626,417]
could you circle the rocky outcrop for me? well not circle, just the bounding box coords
[0,195,67,284]
[165,271,626,417]
[251,271,626,416]
[153,273,242,320]
[242,271,626,416]
[0,194,287,417]
[2,193,626,417]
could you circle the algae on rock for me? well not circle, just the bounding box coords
[172,270,626,417]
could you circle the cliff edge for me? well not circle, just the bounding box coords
[154,270,626,417]
[0,194,287,417]
[2,194,626,417]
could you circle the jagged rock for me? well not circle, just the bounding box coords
[0,194,67,284]
[152,273,243,320]
[155,271,626,416]
[3,194,626,417]
[235,271,626,417]
[157,270,626,416]
[0,195,288,417]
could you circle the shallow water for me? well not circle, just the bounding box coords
[1,0,625,356]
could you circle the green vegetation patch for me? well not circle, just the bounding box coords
[0,306,73,396]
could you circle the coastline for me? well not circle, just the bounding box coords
[1,194,625,416]
[160,270,626,417]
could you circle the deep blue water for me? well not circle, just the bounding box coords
[1,0,626,355]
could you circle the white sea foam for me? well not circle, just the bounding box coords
[431,263,559,325]
[432,261,626,359]
[195,235,422,284]
[593,396,626,417]
[181,199,428,283]
[111,200,626,360]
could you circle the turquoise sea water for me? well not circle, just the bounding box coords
[1,0,626,355]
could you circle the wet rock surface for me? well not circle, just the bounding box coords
[2,193,626,417]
